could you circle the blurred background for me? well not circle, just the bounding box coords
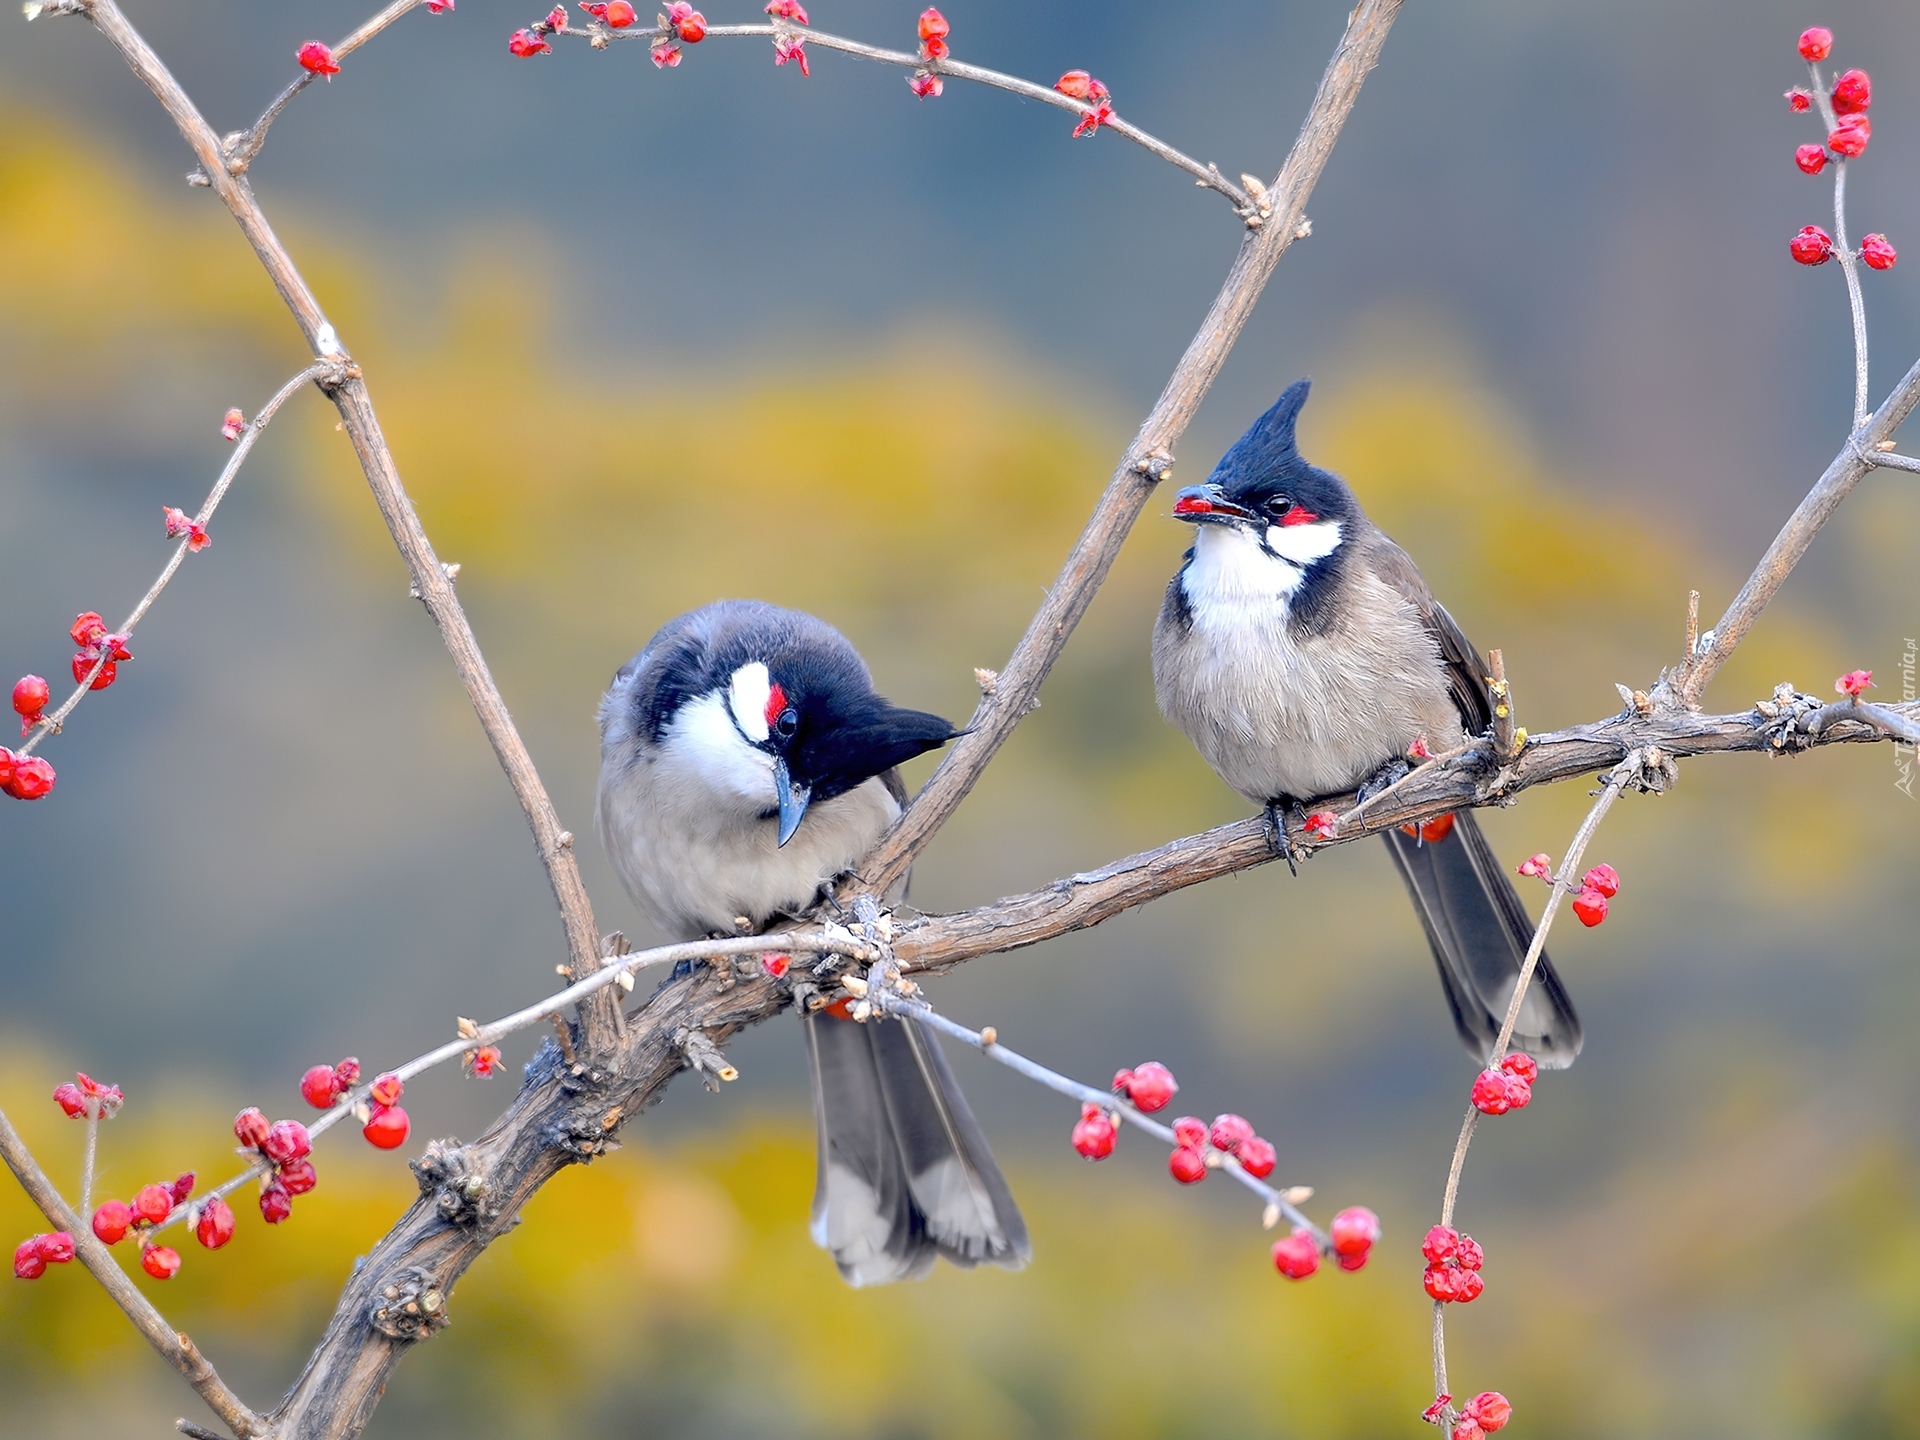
[3,1,1919,1435]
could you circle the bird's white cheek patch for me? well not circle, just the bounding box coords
[728,662,772,743]
[671,692,776,806]
[1263,519,1342,567]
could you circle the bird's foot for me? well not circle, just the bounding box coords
[1263,796,1309,876]
[1354,758,1411,807]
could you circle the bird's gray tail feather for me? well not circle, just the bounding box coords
[1381,811,1583,1069]
[804,1010,1030,1287]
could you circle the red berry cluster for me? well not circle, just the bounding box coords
[1470,1052,1538,1116]
[1786,29,1896,271]
[1422,1225,1485,1303]
[88,1172,197,1279]
[1054,71,1114,137]
[908,8,946,97]
[1165,1110,1280,1183]
[1071,1061,1177,1161]
[0,742,55,801]
[299,1056,362,1110]
[363,1072,411,1150]
[1449,1391,1514,1440]
[1515,853,1620,927]
[69,611,132,695]
[52,1071,123,1120]
[1836,668,1874,698]
[296,41,341,77]
[1272,1206,1379,1280]
[13,1230,75,1280]
[234,1109,317,1223]
[649,1,705,66]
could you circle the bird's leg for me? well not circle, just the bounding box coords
[1263,795,1307,876]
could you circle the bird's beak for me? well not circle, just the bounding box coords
[1171,483,1253,524]
[774,758,811,848]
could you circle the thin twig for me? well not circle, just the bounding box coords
[16,363,337,758]
[876,990,1318,1235]
[79,1099,99,1217]
[572,20,1258,213]
[1811,698,1920,743]
[1865,449,1920,473]
[857,0,1406,898]
[0,1105,266,1438]
[1428,752,1641,1427]
[137,930,871,1242]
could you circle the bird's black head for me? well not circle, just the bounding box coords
[616,600,958,846]
[1169,378,1358,551]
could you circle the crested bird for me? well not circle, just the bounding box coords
[597,599,1029,1284]
[1151,380,1582,1067]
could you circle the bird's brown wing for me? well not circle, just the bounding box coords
[1364,534,1493,737]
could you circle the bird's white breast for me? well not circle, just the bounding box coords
[1152,524,1461,804]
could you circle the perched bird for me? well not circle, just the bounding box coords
[596,599,1029,1284]
[1151,380,1582,1067]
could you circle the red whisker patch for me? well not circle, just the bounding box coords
[764,682,788,730]
[1278,507,1320,527]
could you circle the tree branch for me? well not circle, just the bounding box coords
[79,0,615,1046]
[857,0,1407,898]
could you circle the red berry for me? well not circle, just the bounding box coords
[602,0,635,25]
[468,1045,503,1078]
[332,1057,362,1088]
[5,754,52,800]
[259,1181,293,1224]
[92,1200,132,1245]
[1424,1264,1465,1302]
[14,1238,47,1279]
[541,4,565,27]
[1120,1061,1177,1112]
[141,1244,181,1279]
[0,747,12,791]
[1238,1135,1277,1179]
[278,1158,318,1196]
[1302,811,1339,840]
[1500,1054,1538,1085]
[1503,1074,1532,1110]
[1465,1392,1513,1432]
[1457,1234,1484,1271]
[508,28,552,55]
[1071,1104,1117,1160]
[907,72,943,98]
[761,952,790,978]
[1795,143,1828,175]
[70,612,106,648]
[652,41,682,67]
[364,1103,410,1150]
[1171,1116,1207,1149]
[1829,115,1870,157]
[1336,1249,1369,1272]
[1471,1069,1512,1116]
[1451,1423,1485,1440]
[263,1119,311,1165]
[1832,68,1871,115]
[764,0,807,18]
[1423,1225,1459,1263]
[1167,1145,1206,1184]
[920,35,949,60]
[300,1065,340,1109]
[1581,863,1620,898]
[1570,887,1609,927]
[1329,1205,1380,1258]
[169,1172,195,1205]
[1787,88,1813,112]
[35,1231,74,1264]
[71,652,116,690]
[369,1073,403,1108]
[917,7,948,41]
[132,1183,174,1226]
[11,675,48,719]
[195,1197,235,1250]
[296,41,341,76]
[1798,27,1833,62]
[1208,1113,1255,1154]
[53,1083,86,1118]
[1861,234,1898,271]
[1271,1229,1320,1279]
[677,10,705,42]
[234,1107,271,1149]
[221,407,246,441]
[1791,225,1835,265]
[1516,854,1552,880]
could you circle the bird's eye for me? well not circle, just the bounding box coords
[774,708,799,739]
[1263,495,1294,518]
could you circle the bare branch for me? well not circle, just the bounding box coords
[79,0,613,1044]
[0,1105,267,1438]
[857,0,1407,898]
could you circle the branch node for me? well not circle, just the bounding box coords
[411,1141,496,1229]
[675,1027,738,1090]
[369,1265,451,1342]
[973,666,998,695]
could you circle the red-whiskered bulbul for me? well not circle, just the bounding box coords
[1152,380,1582,1067]
[596,599,1029,1285]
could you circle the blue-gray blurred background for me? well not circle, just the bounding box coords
[3,2,1919,1436]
